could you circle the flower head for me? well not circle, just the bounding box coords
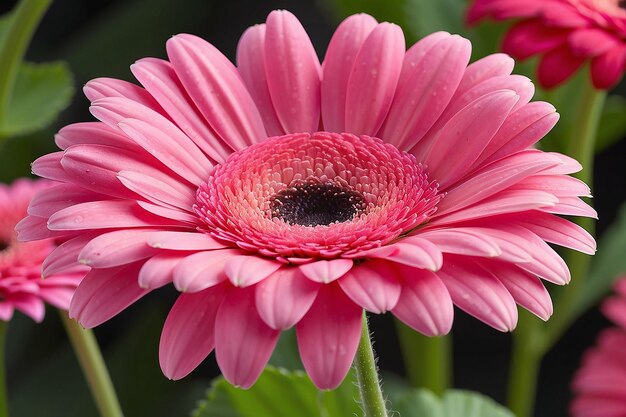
[0,179,83,322]
[20,10,596,389]
[467,0,626,89]
[571,278,626,417]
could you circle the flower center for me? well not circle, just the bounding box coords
[270,179,366,227]
[0,240,8,252]
[195,132,441,261]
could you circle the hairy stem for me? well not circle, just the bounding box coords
[354,312,388,417]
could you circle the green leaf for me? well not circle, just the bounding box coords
[595,95,626,153]
[394,389,444,417]
[404,0,465,39]
[321,0,412,40]
[192,366,360,417]
[573,204,626,317]
[442,390,515,417]
[394,389,514,417]
[0,12,13,44]
[268,328,303,371]
[0,61,74,138]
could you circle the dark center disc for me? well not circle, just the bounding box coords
[270,180,366,227]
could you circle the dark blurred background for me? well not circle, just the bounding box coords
[1,0,625,416]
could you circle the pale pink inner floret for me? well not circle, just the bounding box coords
[195,132,440,262]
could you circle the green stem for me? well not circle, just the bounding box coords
[59,311,124,417]
[543,84,606,348]
[0,322,8,417]
[506,313,544,417]
[395,319,450,395]
[354,312,388,417]
[0,0,52,126]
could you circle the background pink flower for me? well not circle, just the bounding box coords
[467,0,626,89]
[0,179,84,322]
[20,10,595,389]
[571,278,626,417]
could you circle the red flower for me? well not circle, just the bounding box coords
[468,0,626,89]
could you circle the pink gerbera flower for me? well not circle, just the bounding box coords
[19,11,596,389]
[0,179,83,322]
[467,0,626,89]
[571,278,626,417]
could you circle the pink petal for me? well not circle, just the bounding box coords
[296,283,362,389]
[31,152,73,183]
[338,260,401,313]
[215,286,280,388]
[437,258,518,332]
[224,255,282,287]
[420,90,520,188]
[55,122,137,150]
[542,196,597,219]
[255,267,320,330]
[511,211,596,255]
[382,34,471,150]
[83,77,163,112]
[78,229,160,268]
[15,215,66,242]
[537,46,585,89]
[495,264,553,321]
[455,53,515,98]
[475,102,560,167]
[117,117,212,186]
[430,189,558,225]
[321,13,377,132]
[436,150,559,215]
[568,28,621,58]
[28,184,104,218]
[236,25,284,137]
[13,294,46,322]
[159,283,228,380]
[591,43,626,89]
[135,201,199,225]
[70,262,149,328]
[138,252,189,290]
[117,170,195,211]
[173,249,240,292]
[298,259,353,283]
[502,20,570,60]
[42,233,98,277]
[264,10,321,133]
[61,144,193,199]
[344,22,404,135]
[146,231,227,250]
[369,238,443,271]
[166,34,266,149]
[47,200,179,231]
[417,228,501,258]
[391,265,454,336]
[131,58,232,162]
[39,287,76,310]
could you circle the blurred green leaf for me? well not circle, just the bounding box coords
[596,95,626,153]
[192,366,360,417]
[573,204,626,317]
[0,61,73,138]
[268,329,303,371]
[404,0,465,38]
[0,12,14,44]
[394,389,515,417]
[321,0,411,39]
